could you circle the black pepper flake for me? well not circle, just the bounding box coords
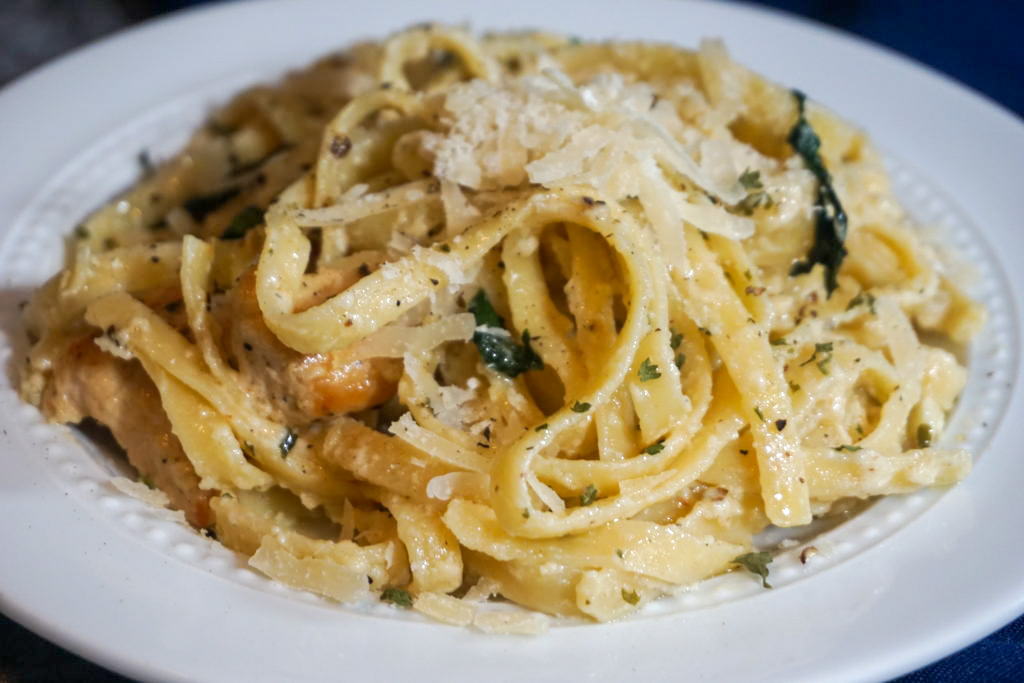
[329,135,352,158]
[775,419,787,431]
[357,263,371,277]
[150,255,160,263]
[242,342,253,351]
[429,278,439,285]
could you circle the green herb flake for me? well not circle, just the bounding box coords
[698,326,713,337]
[140,475,155,489]
[753,406,765,422]
[788,381,801,392]
[221,205,264,239]
[917,424,934,448]
[637,358,661,382]
[535,423,549,432]
[846,291,877,314]
[621,588,640,605]
[670,330,684,350]
[522,507,531,519]
[571,401,591,413]
[735,190,774,216]
[787,90,849,296]
[674,353,686,369]
[381,587,413,608]
[74,225,89,239]
[770,337,788,346]
[644,441,665,455]
[834,444,862,452]
[615,549,625,559]
[580,484,598,506]
[468,290,544,378]
[279,428,297,457]
[738,168,763,190]
[735,169,774,215]
[732,551,773,589]
[800,342,834,375]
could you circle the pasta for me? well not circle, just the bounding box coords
[20,25,984,625]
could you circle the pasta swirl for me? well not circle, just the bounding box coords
[20,25,983,627]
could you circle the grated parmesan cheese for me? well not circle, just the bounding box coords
[417,64,753,254]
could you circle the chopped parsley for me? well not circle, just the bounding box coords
[535,423,549,432]
[753,406,765,422]
[279,428,297,457]
[580,484,598,506]
[738,168,762,190]
[787,90,849,296]
[669,329,684,350]
[468,290,544,378]
[643,440,665,455]
[380,587,413,608]
[735,169,774,215]
[221,205,264,239]
[732,551,773,589]
[571,400,591,413]
[674,353,686,369]
[621,588,640,605]
[834,444,862,452]
[637,358,661,381]
[800,342,834,375]
[847,291,877,314]
[770,337,788,346]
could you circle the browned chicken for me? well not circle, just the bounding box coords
[41,336,214,528]
[221,269,402,425]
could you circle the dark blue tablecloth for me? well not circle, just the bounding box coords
[0,1,1020,681]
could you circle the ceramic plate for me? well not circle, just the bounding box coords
[1,1,1022,680]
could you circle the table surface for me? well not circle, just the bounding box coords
[1,1,1021,681]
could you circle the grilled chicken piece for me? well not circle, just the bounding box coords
[40,336,213,528]
[221,270,402,425]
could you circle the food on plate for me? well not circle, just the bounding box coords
[20,25,983,627]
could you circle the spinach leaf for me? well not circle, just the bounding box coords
[469,290,543,378]
[787,90,848,296]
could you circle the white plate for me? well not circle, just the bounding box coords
[1,1,1022,681]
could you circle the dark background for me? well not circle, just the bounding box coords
[0,1,1021,681]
